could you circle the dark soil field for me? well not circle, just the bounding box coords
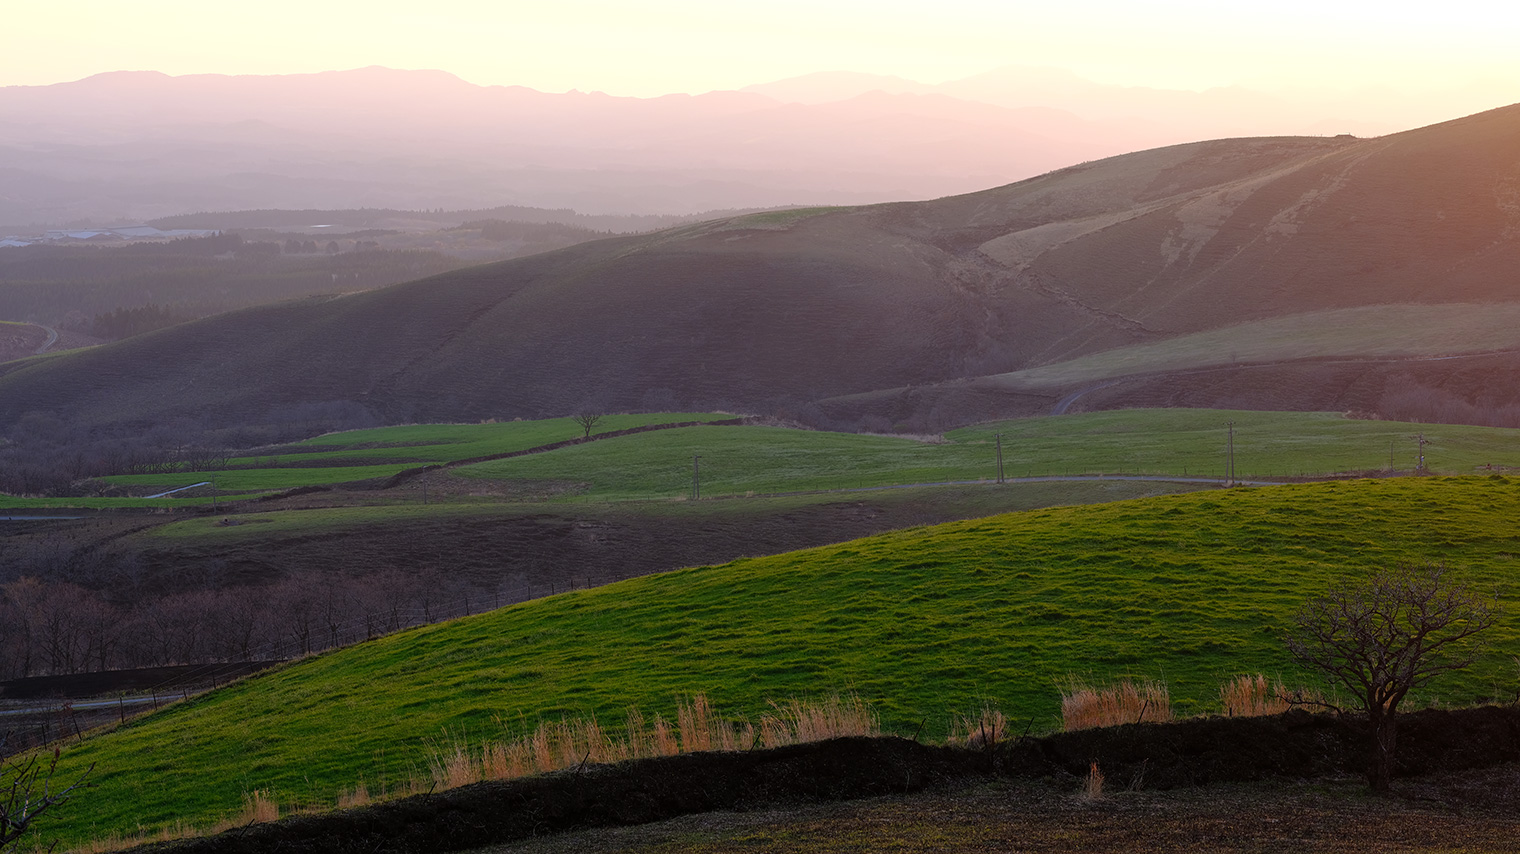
[483,773,1520,854]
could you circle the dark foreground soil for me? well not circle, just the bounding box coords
[129,706,1520,854]
[479,770,1520,854]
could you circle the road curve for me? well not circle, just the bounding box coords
[34,325,58,354]
[1051,379,1123,415]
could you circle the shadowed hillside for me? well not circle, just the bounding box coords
[2,104,1518,431]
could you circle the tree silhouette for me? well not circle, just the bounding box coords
[1286,563,1497,792]
[572,413,602,439]
[1,738,92,851]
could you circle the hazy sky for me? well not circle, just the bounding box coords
[4,0,1517,100]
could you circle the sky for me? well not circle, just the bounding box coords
[2,0,1517,103]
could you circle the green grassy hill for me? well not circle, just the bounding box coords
[32,476,1520,847]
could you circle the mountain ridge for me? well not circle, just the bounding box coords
[3,103,1518,431]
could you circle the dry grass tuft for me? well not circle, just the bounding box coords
[759,694,879,748]
[420,693,866,797]
[234,790,279,825]
[336,782,371,809]
[426,736,482,790]
[1220,674,1291,717]
[952,705,1010,750]
[1061,679,1172,731]
[1082,761,1105,800]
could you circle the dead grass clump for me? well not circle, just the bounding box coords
[759,694,879,748]
[222,789,279,826]
[336,781,371,809]
[951,705,1010,750]
[1220,674,1291,717]
[1082,761,1105,800]
[425,735,482,790]
[1061,679,1172,731]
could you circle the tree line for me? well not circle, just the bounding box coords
[0,568,509,681]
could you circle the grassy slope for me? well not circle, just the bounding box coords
[37,477,1520,845]
[825,303,1520,408]
[983,303,1520,390]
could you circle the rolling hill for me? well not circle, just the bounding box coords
[3,103,1519,432]
[28,476,1520,846]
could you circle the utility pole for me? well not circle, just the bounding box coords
[995,433,1005,484]
[1412,433,1429,473]
[691,455,702,500]
[1225,421,1236,487]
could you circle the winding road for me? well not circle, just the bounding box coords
[34,324,58,354]
[1051,379,1123,415]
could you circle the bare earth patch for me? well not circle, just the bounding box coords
[480,768,1520,854]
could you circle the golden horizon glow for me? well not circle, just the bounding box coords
[2,0,1516,126]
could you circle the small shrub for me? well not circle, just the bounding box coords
[1061,679,1172,730]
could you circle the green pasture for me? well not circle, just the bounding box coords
[454,409,1520,501]
[984,303,1520,390]
[19,407,1520,511]
[34,476,1520,846]
[85,413,730,498]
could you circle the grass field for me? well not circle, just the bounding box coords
[12,408,1520,512]
[11,414,729,507]
[32,476,1520,847]
[9,408,1520,516]
[453,409,1520,501]
[982,304,1520,390]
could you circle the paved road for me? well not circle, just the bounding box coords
[34,324,58,354]
[0,696,161,717]
[756,473,1277,500]
[142,481,212,499]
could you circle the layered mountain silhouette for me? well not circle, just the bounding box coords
[3,103,1518,430]
[8,65,1502,227]
[0,67,1153,225]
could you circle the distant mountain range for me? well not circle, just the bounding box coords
[5,103,1518,432]
[3,65,1510,227]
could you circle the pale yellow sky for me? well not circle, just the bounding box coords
[3,0,1516,103]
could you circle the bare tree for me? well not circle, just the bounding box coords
[1286,563,1497,793]
[571,412,602,439]
[1,738,91,852]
